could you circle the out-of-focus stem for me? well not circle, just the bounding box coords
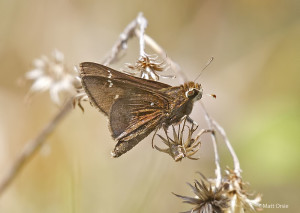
[102,15,139,66]
[0,99,73,195]
[201,103,222,187]
[201,102,241,178]
[212,120,241,177]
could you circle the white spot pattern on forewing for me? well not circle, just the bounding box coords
[107,79,113,88]
[114,94,119,99]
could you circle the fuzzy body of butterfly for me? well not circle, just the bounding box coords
[80,62,203,157]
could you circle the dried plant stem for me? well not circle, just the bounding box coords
[201,103,241,178]
[137,12,147,56]
[212,120,241,177]
[135,29,187,83]
[0,99,73,195]
[201,103,222,187]
[102,15,139,66]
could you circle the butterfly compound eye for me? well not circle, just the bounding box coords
[185,89,196,98]
[187,90,195,97]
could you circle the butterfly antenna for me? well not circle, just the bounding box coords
[205,93,216,99]
[194,57,214,82]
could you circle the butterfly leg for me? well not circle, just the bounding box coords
[151,127,160,148]
[186,116,198,127]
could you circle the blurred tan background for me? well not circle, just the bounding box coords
[0,0,299,212]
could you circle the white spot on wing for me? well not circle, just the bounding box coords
[108,79,113,88]
[114,94,119,99]
[150,102,154,106]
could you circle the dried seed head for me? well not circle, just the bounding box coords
[125,54,170,80]
[174,174,230,213]
[174,170,262,213]
[25,49,78,105]
[154,117,212,161]
[222,169,262,212]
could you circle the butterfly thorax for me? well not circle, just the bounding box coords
[160,81,203,126]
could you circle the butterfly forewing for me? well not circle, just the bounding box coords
[80,62,171,115]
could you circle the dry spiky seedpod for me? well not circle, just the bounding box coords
[173,174,230,213]
[222,169,262,213]
[154,117,213,161]
[125,54,171,80]
[174,170,262,213]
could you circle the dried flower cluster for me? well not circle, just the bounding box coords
[174,174,230,213]
[126,54,169,80]
[25,49,79,104]
[174,171,261,213]
[222,169,262,212]
[154,117,213,161]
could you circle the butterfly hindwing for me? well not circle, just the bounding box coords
[109,93,167,157]
[109,89,169,140]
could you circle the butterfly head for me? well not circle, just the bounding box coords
[183,82,203,102]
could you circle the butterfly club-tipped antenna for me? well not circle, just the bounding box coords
[194,57,216,100]
[194,57,214,82]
